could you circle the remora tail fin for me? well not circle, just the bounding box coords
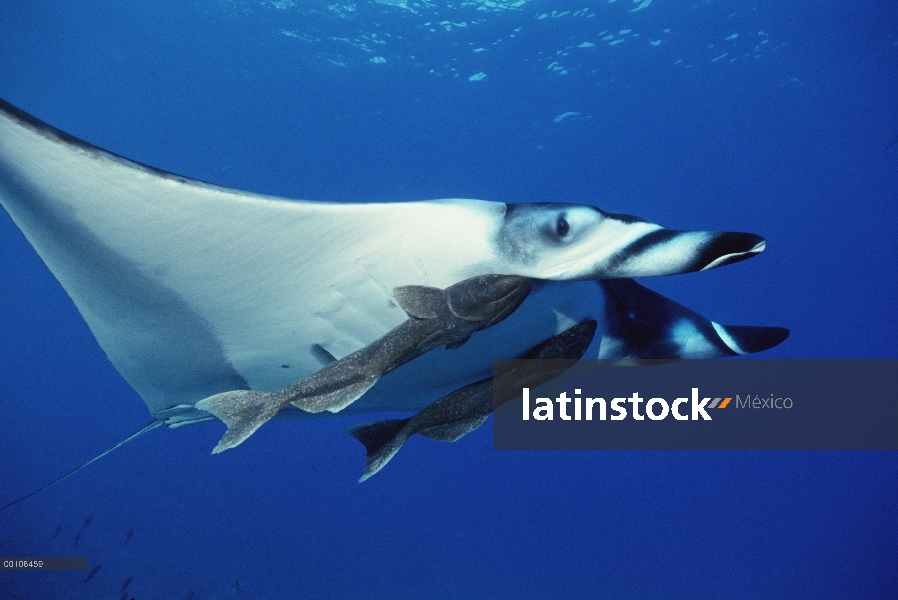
[346,419,411,482]
[195,390,283,453]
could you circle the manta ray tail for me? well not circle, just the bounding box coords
[347,419,412,482]
[195,390,284,453]
[1,421,162,511]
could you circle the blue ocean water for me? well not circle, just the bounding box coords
[0,0,896,598]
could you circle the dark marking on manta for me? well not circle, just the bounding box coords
[311,343,337,366]
[602,210,651,225]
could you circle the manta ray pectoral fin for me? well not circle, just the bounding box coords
[347,419,411,482]
[195,390,284,453]
[392,285,446,319]
[710,323,790,356]
[598,278,789,359]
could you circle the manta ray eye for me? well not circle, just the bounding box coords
[556,216,570,237]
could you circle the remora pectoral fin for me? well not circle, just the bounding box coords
[445,336,470,350]
[519,319,598,361]
[195,390,284,453]
[393,285,446,319]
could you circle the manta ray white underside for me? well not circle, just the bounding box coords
[0,99,782,430]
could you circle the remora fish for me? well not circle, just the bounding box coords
[348,319,598,481]
[348,277,790,479]
[196,275,531,452]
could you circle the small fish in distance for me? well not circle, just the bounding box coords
[83,564,101,584]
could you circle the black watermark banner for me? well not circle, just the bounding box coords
[1,557,89,570]
[492,360,898,450]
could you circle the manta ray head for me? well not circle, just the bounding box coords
[494,203,766,280]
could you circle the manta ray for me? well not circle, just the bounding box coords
[0,98,786,448]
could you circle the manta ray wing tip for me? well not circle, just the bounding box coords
[715,324,790,355]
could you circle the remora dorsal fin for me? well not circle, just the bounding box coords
[392,285,446,319]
